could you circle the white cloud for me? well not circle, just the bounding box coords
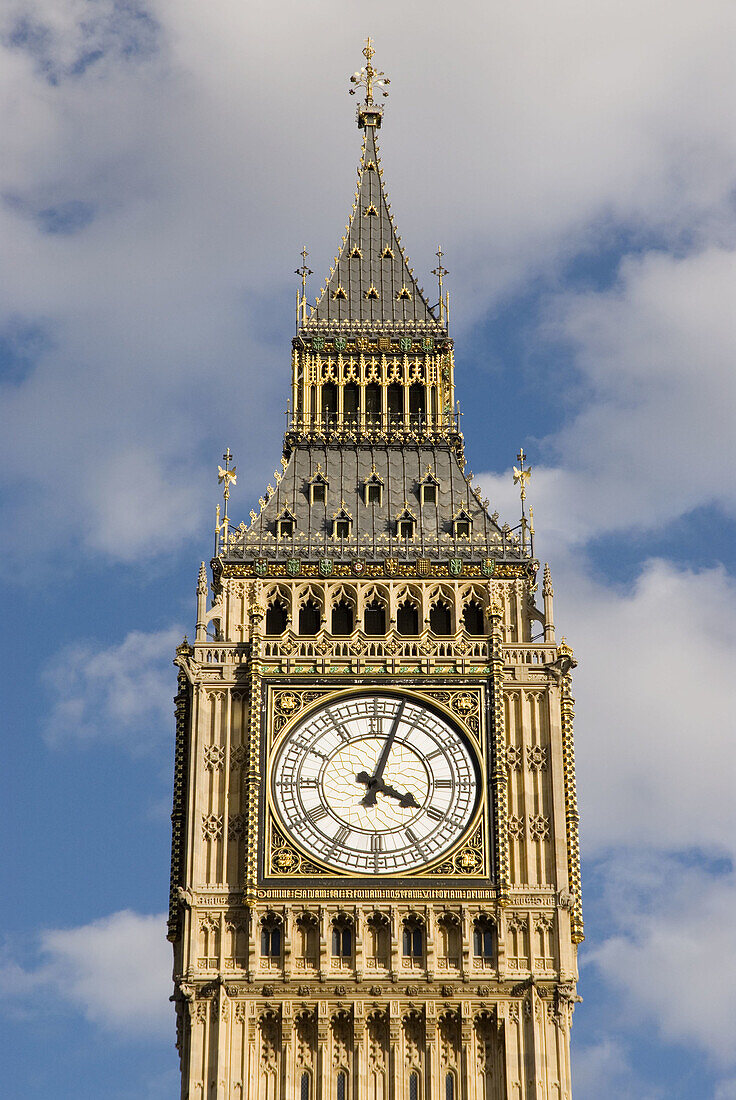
[44,625,182,749]
[573,1037,663,1100]
[0,910,171,1036]
[3,1,736,565]
[480,243,736,554]
[566,558,736,858]
[590,854,736,1068]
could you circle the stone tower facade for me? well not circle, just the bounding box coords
[168,43,583,1100]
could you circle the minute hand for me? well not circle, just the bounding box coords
[360,700,406,807]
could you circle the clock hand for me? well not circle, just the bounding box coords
[358,700,406,807]
[354,772,420,809]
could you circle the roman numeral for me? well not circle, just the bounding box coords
[406,828,429,859]
[426,807,444,821]
[434,779,452,788]
[370,834,384,852]
[307,805,327,823]
[425,750,441,761]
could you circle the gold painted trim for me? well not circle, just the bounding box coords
[262,684,489,881]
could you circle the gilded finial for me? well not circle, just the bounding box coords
[295,247,313,325]
[350,38,389,128]
[432,246,449,323]
[197,561,208,595]
[217,448,237,550]
[513,447,532,554]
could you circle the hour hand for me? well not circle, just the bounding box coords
[355,772,419,809]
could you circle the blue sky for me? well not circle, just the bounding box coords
[1,2,735,1097]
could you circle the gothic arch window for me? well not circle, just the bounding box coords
[430,599,452,635]
[366,912,390,967]
[445,1072,456,1100]
[397,598,419,636]
[296,913,319,967]
[402,917,424,959]
[298,596,322,635]
[365,382,381,421]
[409,382,425,422]
[300,1072,311,1100]
[387,382,403,422]
[331,597,354,636]
[343,381,359,422]
[437,913,461,968]
[321,381,337,427]
[409,1072,419,1100]
[364,598,386,636]
[331,917,353,958]
[473,916,495,959]
[265,598,288,636]
[260,915,282,958]
[336,1071,347,1100]
[463,599,484,636]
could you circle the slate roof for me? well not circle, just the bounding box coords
[226,444,522,563]
[303,124,443,333]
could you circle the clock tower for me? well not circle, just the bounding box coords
[169,41,583,1100]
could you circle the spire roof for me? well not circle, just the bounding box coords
[303,46,443,334]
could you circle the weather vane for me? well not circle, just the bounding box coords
[349,37,390,104]
[295,246,313,325]
[217,448,237,551]
[432,245,449,323]
[513,447,532,554]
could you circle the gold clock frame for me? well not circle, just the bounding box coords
[262,683,491,881]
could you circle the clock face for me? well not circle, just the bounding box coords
[270,693,479,875]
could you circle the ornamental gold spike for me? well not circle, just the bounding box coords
[217,448,237,549]
[349,37,390,104]
[513,447,532,554]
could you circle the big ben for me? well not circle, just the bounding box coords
[168,40,583,1100]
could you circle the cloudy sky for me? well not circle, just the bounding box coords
[1,1,735,1096]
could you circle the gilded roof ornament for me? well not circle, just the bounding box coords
[513,447,533,555]
[349,37,389,128]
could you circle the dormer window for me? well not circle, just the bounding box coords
[396,286,412,300]
[453,508,472,539]
[365,160,377,172]
[332,505,353,539]
[420,471,440,506]
[396,504,417,540]
[349,245,362,258]
[381,245,394,259]
[332,286,347,300]
[276,507,296,538]
[308,469,328,505]
[365,286,380,300]
[364,469,384,506]
[364,204,378,217]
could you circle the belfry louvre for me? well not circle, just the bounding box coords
[169,40,582,1100]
